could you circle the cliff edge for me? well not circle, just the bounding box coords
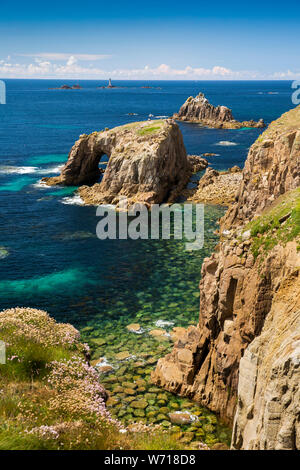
[152,105,300,449]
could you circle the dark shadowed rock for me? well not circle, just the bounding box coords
[187,155,208,173]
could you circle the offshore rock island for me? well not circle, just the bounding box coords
[174,92,265,129]
[152,105,300,449]
[43,119,192,207]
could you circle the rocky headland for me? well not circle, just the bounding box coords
[152,105,300,449]
[173,92,265,129]
[43,119,191,208]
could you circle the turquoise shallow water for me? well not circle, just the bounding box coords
[27,153,68,165]
[49,186,78,196]
[0,176,37,191]
[0,79,295,445]
[0,267,96,296]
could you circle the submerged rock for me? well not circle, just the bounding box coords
[149,329,167,337]
[0,246,9,259]
[42,119,191,208]
[169,412,197,425]
[115,351,131,360]
[126,323,143,334]
[173,92,265,129]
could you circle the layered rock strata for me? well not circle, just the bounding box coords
[174,93,265,129]
[152,105,300,449]
[43,120,191,207]
[232,272,300,449]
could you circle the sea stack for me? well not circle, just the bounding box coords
[173,92,265,129]
[42,119,191,208]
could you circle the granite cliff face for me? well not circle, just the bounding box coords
[232,272,300,450]
[173,93,265,129]
[152,106,300,449]
[43,119,191,207]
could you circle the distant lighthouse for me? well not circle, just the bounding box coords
[108,78,112,88]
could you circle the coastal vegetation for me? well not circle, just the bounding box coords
[0,308,185,450]
[243,188,300,259]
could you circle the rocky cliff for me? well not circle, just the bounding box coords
[43,119,191,208]
[152,105,300,449]
[173,93,265,129]
[232,272,300,449]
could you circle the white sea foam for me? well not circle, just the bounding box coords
[0,165,38,174]
[31,179,49,189]
[155,115,168,119]
[215,141,238,146]
[155,319,175,328]
[127,326,146,335]
[93,356,115,371]
[0,164,63,176]
[37,165,64,175]
[61,194,84,206]
[101,204,117,210]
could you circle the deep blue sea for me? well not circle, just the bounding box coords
[0,79,295,438]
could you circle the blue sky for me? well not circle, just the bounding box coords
[1,0,300,79]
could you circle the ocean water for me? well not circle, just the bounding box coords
[0,79,295,443]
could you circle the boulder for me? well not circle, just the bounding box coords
[168,412,195,425]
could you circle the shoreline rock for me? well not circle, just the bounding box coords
[173,92,265,129]
[186,166,242,205]
[187,155,208,173]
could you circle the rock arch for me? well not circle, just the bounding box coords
[43,120,191,207]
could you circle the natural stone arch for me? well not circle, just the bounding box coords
[43,120,191,207]
[46,133,115,186]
